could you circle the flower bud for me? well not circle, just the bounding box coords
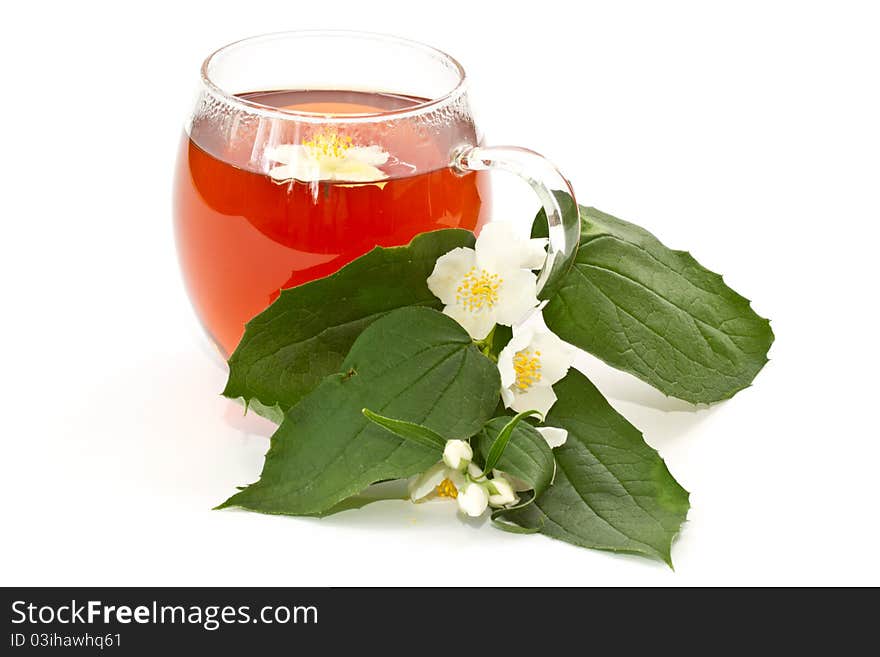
[457,482,489,517]
[442,439,473,471]
[488,476,518,508]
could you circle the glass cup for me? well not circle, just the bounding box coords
[174,30,579,356]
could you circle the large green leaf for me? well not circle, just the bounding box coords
[506,370,689,565]
[218,307,500,516]
[536,206,773,404]
[224,229,475,413]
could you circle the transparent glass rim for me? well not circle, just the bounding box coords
[200,30,469,125]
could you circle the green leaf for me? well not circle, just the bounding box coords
[218,307,500,516]
[361,409,447,451]
[487,324,512,360]
[307,481,409,518]
[474,416,555,503]
[491,521,541,535]
[481,410,543,474]
[224,229,476,413]
[504,370,690,565]
[535,205,773,404]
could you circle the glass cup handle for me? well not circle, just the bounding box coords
[452,145,581,296]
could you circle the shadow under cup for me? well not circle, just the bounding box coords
[173,32,492,357]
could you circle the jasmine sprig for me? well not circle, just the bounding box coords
[220,199,772,565]
[362,409,526,517]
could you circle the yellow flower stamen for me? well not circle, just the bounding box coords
[513,349,542,391]
[302,131,354,159]
[455,267,503,313]
[436,478,459,499]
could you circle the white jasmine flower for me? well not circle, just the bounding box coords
[409,442,522,517]
[442,439,473,471]
[409,444,479,513]
[266,131,389,183]
[498,323,575,416]
[409,461,488,517]
[536,426,568,448]
[427,222,547,340]
[408,461,458,502]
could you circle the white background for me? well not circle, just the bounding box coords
[2,0,878,586]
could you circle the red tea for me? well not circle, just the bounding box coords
[174,90,490,356]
